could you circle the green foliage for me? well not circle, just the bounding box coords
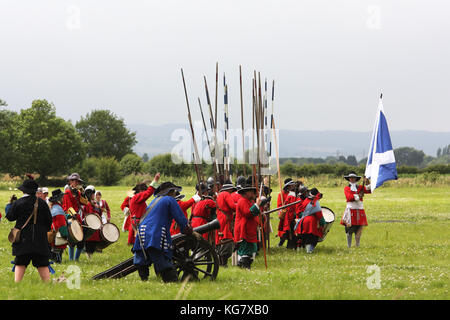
[72,157,100,183]
[394,147,425,167]
[75,109,137,161]
[15,100,85,180]
[96,157,122,186]
[120,153,144,175]
[144,153,193,177]
[0,109,20,174]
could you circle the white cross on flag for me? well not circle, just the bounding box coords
[365,95,398,192]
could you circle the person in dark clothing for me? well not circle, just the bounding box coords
[6,179,53,282]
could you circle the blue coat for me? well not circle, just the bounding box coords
[132,196,188,265]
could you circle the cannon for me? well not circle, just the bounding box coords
[92,219,221,281]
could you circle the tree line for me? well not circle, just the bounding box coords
[0,99,137,184]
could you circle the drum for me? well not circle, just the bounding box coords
[318,206,335,242]
[67,219,84,247]
[83,213,102,241]
[96,223,120,250]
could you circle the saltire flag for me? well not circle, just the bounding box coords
[365,94,398,192]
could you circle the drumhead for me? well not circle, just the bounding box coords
[85,213,102,230]
[70,220,84,241]
[101,223,120,242]
[321,207,335,223]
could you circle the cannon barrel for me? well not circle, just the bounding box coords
[172,218,220,241]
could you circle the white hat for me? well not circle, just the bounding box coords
[42,187,49,194]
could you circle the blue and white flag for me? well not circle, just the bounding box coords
[365,96,398,192]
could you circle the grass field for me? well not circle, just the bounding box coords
[0,183,448,300]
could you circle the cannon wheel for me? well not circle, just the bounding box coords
[172,235,219,281]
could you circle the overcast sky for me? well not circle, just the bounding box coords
[1,0,449,132]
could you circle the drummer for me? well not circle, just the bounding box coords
[294,188,326,253]
[340,171,371,248]
[62,173,88,261]
[48,189,69,264]
[82,185,103,259]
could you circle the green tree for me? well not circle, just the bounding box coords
[16,99,85,181]
[75,109,137,160]
[142,153,149,162]
[144,153,192,177]
[97,157,122,185]
[0,99,7,107]
[120,153,144,175]
[346,155,358,166]
[394,147,425,167]
[0,109,20,174]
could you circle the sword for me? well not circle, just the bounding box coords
[132,217,147,261]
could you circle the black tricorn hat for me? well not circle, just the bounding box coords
[154,182,182,197]
[344,171,361,182]
[283,178,295,190]
[49,189,64,203]
[237,179,257,194]
[18,179,39,195]
[220,179,237,192]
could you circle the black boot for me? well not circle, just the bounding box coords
[161,268,179,283]
[137,265,150,281]
[239,256,252,269]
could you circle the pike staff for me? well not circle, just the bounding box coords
[181,68,203,183]
[239,65,247,176]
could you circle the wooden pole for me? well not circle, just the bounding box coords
[239,65,247,176]
[181,68,203,183]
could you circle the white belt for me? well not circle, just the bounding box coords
[347,201,364,210]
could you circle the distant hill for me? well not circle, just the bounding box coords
[129,123,450,160]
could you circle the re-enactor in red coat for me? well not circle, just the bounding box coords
[191,196,216,241]
[170,193,200,235]
[215,182,238,266]
[120,195,132,232]
[128,173,161,245]
[277,178,296,247]
[63,173,88,261]
[340,171,371,248]
[294,188,326,254]
[233,183,263,269]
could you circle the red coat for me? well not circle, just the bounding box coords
[121,196,131,232]
[234,197,259,243]
[231,191,242,203]
[340,185,371,226]
[215,191,237,244]
[62,189,83,224]
[282,194,299,233]
[277,190,289,237]
[128,186,155,244]
[295,199,308,218]
[51,213,68,249]
[191,198,216,240]
[170,198,195,235]
[295,198,324,238]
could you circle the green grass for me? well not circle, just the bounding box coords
[0,184,448,300]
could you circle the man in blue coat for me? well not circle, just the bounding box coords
[132,181,195,282]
